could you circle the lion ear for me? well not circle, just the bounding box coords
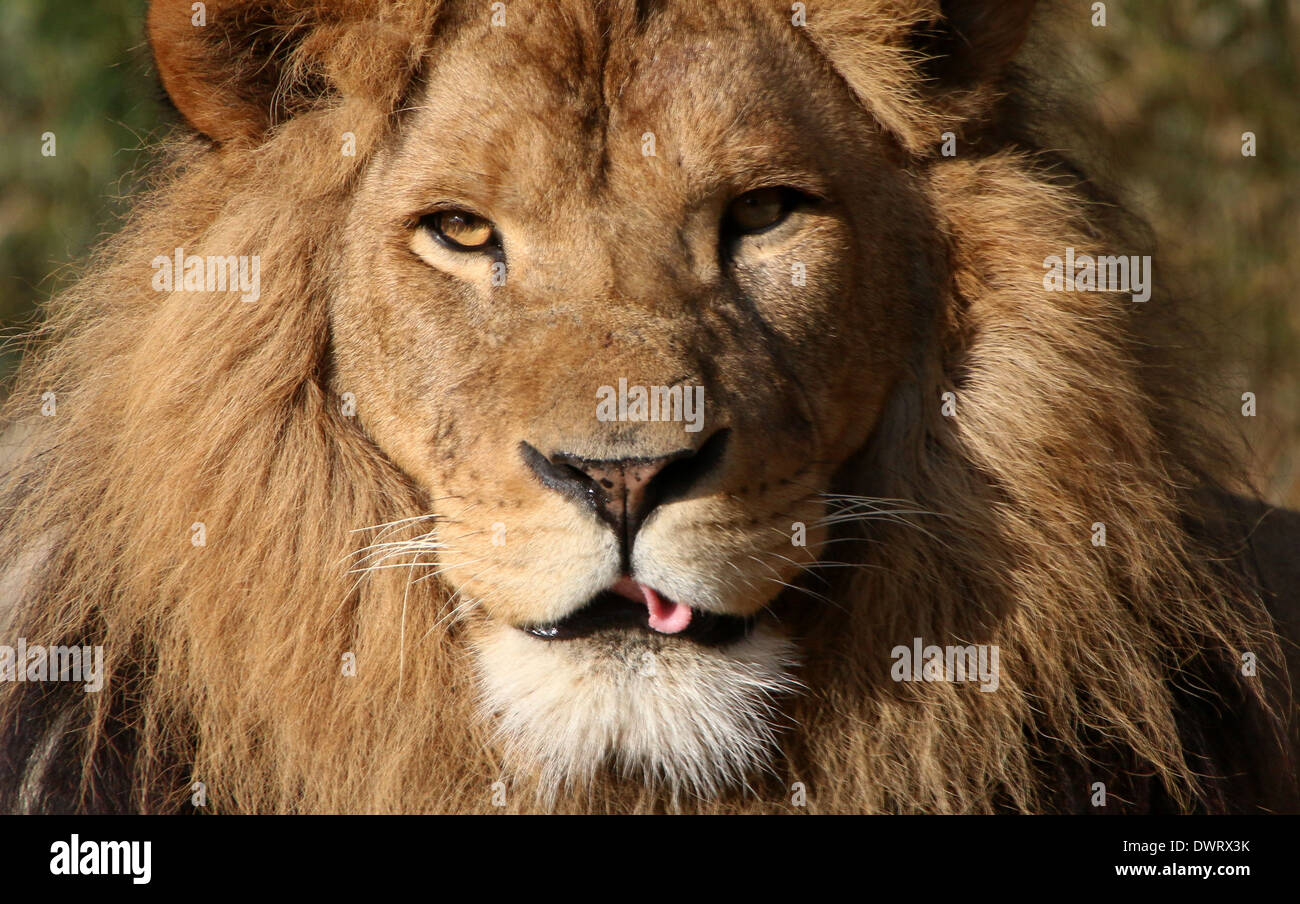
[147,0,335,144]
[911,0,1038,88]
[805,0,1038,154]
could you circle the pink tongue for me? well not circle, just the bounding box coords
[612,578,693,635]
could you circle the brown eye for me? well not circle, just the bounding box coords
[724,187,797,235]
[424,209,497,251]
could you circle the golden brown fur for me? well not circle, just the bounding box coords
[1,0,1296,813]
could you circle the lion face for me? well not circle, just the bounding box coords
[329,2,930,790]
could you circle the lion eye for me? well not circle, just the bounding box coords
[724,187,798,236]
[422,209,498,252]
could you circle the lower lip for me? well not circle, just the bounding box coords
[522,590,755,647]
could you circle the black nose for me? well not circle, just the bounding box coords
[520,429,729,549]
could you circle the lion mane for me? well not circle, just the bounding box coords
[1,0,1297,814]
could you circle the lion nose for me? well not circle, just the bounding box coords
[519,429,729,544]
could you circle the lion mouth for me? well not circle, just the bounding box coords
[523,579,754,647]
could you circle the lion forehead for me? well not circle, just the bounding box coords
[392,2,856,209]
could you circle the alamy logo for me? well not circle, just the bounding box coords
[1042,246,1151,302]
[151,246,261,302]
[891,638,1000,692]
[0,639,103,692]
[49,835,151,885]
[596,378,705,433]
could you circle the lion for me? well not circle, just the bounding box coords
[1,0,1297,814]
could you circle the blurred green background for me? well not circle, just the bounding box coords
[1070,0,1300,505]
[0,0,157,376]
[1,0,1297,503]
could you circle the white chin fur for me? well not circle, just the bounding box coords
[473,625,800,803]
